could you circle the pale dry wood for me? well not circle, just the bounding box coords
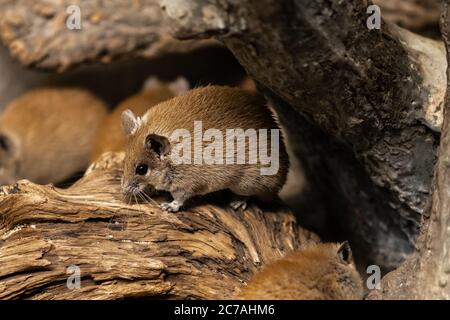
[0,152,318,300]
[0,0,217,71]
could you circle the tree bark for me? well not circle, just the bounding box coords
[0,152,318,299]
[0,0,216,72]
[161,0,447,270]
[0,0,441,71]
[373,0,442,36]
[370,0,450,299]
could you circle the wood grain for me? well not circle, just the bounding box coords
[0,152,318,299]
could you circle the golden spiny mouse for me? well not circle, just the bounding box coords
[120,85,289,212]
[0,87,107,185]
[237,242,364,300]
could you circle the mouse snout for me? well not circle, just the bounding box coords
[121,177,154,200]
[121,179,139,197]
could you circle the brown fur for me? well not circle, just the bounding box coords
[91,86,175,161]
[121,85,289,211]
[237,243,364,300]
[0,87,107,185]
[240,76,257,92]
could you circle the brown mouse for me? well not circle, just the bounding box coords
[237,242,364,300]
[120,85,289,212]
[0,87,107,185]
[91,77,189,161]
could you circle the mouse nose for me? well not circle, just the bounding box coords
[121,180,139,196]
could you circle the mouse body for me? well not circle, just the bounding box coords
[121,85,289,212]
[0,87,107,185]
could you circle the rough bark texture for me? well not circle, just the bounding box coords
[0,0,217,72]
[0,0,441,71]
[374,0,442,36]
[0,152,318,299]
[161,0,446,270]
[371,0,450,299]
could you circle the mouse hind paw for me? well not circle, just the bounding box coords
[229,196,249,211]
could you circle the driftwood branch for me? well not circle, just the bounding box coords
[0,152,318,299]
[374,0,442,35]
[371,1,450,299]
[0,0,441,73]
[0,0,217,72]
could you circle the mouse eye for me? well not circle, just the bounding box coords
[0,134,10,152]
[135,164,149,176]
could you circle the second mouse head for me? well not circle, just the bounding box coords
[120,109,171,200]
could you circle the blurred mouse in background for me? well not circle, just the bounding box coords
[237,242,364,300]
[0,87,108,186]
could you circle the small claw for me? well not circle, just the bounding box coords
[230,199,248,211]
[160,200,182,212]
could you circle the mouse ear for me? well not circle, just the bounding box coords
[121,109,143,136]
[337,241,353,265]
[146,134,171,159]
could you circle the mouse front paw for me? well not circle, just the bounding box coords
[160,200,182,212]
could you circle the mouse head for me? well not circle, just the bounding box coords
[120,109,172,200]
[328,241,363,299]
[0,132,19,186]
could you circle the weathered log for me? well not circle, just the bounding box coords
[0,0,217,72]
[160,0,446,270]
[374,0,442,36]
[371,1,450,299]
[0,0,441,73]
[0,152,318,299]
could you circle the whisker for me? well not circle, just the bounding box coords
[133,193,144,213]
[133,193,147,226]
[139,191,159,207]
[136,193,148,225]
[136,192,149,205]
[133,190,141,225]
[123,194,132,231]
